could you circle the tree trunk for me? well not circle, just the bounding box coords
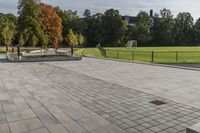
[71,45,74,57]
[5,45,8,53]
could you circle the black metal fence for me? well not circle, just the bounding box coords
[105,49,200,63]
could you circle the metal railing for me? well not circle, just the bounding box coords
[105,49,200,63]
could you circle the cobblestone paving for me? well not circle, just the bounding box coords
[24,63,200,133]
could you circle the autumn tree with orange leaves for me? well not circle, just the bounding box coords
[39,3,63,49]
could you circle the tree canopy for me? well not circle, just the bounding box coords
[0,13,16,51]
[193,18,200,44]
[66,29,78,47]
[18,0,44,47]
[152,9,174,45]
[135,11,151,44]
[39,3,63,46]
[1,1,200,48]
[173,12,194,45]
[102,9,128,46]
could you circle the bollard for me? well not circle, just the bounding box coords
[17,45,21,60]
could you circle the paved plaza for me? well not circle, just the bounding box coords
[0,57,200,133]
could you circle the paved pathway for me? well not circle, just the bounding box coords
[0,58,200,133]
[46,58,200,109]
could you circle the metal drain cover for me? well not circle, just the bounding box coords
[150,100,166,105]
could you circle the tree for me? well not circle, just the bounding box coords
[193,18,200,44]
[102,9,128,46]
[0,14,16,52]
[0,13,7,45]
[82,9,91,46]
[66,29,78,56]
[83,9,91,18]
[173,12,194,45]
[6,13,18,25]
[18,0,44,47]
[39,3,63,48]
[152,9,175,45]
[55,7,81,45]
[135,11,151,45]
[124,26,137,44]
[77,33,85,45]
[83,13,104,46]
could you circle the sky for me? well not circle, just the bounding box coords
[0,0,199,20]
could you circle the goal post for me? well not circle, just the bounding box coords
[125,40,137,48]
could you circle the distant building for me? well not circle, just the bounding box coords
[122,16,137,27]
[122,10,154,27]
[149,9,154,27]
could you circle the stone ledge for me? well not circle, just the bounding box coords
[6,52,82,62]
[187,123,200,133]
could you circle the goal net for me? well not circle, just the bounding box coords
[125,40,137,48]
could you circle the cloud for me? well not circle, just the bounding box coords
[0,0,199,20]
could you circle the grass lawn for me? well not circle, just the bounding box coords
[75,47,200,63]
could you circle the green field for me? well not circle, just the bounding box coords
[75,47,200,63]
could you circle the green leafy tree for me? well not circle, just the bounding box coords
[18,0,45,47]
[135,11,151,45]
[152,9,175,45]
[6,13,18,25]
[82,9,91,46]
[55,7,81,45]
[66,29,78,56]
[83,12,104,46]
[0,13,6,45]
[77,33,85,45]
[193,18,200,44]
[83,9,91,18]
[173,12,194,45]
[102,9,128,46]
[0,15,16,52]
[124,26,137,44]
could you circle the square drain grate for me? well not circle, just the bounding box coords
[150,100,166,106]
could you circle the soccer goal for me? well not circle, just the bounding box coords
[125,40,137,48]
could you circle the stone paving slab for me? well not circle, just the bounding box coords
[0,62,127,133]
[24,63,200,133]
[46,58,200,109]
[0,59,200,133]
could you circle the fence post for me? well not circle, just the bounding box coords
[152,51,154,62]
[82,49,84,56]
[132,51,135,60]
[176,51,178,62]
[117,50,119,59]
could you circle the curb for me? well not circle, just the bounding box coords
[82,55,200,72]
